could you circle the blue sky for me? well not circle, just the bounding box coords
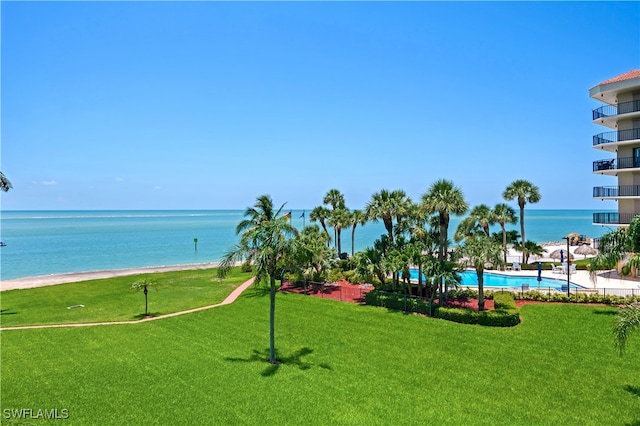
[2,2,639,211]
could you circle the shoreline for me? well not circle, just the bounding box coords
[0,262,224,291]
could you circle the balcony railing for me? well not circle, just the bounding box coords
[593,212,638,225]
[593,100,640,120]
[593,185,640,198]
[593,128,640,146]
[592,156,639,172]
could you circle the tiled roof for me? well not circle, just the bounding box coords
[597,70,640,86]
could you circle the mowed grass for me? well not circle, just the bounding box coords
[0,267,252,327]
[1,290,639,425]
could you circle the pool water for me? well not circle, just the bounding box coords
[409,270,582,290]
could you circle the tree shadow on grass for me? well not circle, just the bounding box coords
[624,384,640,397]
[0,309,17,315]
[132,311,162,320]
[592,308,619,316]
[224,347,332,377]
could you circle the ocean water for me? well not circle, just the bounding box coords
[0,209,614,280]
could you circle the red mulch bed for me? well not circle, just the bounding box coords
[279,279,374,304]
[280,282,616,311]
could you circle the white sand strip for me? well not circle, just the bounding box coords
[0,262,224,292]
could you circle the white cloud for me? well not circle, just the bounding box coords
[154,186,161,190]
[42,180,57,185]
[115,177,125,182]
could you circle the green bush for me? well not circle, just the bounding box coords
[435,306,520,327]
[365,291,433,315]
[493,292,517,310]
[241,263,253,273]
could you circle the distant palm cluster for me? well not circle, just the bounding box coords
[0,171,11,192]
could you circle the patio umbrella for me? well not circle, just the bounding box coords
[574,245,598,258]
[537,262,542,288]
[549,249,574,261]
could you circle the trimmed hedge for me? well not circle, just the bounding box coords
[365,291,520,327]
[365,291,433,315]
[435,292,520,327]
[434,306,520,327]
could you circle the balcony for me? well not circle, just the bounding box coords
[593,100,640,120]
[593,185,640,198]
[593,128,640,148]
[593,156,639,173]
[593,212,638,225]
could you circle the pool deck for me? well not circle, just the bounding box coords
[477,268,640,292]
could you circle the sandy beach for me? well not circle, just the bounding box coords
[0,262,223,292]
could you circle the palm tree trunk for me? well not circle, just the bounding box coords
[501,223,507,263]
[337,229,342,255]
[519,204,526,263]
[269,276,277,364]
[477,269,485,311]
[351,227,356,257]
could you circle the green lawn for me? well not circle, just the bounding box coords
[0,267,253,327]
[1,289,638,425]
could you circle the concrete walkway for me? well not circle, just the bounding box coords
[0,277,255,332]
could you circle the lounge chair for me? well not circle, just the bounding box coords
[512,262,521,271]
[551,264,563,274]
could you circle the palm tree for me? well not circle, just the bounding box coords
[614,302,640,355]
[218,195,298,364]
[389,189,413,241]
[0,171,12,192]
[492,203,518,263]
[349,209,367,257]
[288,225,335,283]
[457,234,503,311]
[323,188,345,210]
[503,180,541,262]
[327,208,352,256]
[310,206,332,244]
[421,179,468,262]
[365,189,396,243]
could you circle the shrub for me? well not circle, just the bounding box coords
[434,307,520,327]
[493,292,517,310]
[241,263,253,273]
[365,291,433,315]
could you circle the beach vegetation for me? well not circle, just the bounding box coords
[614,302,640,355]
[503,179,541,262]
[288,225,336,283]
[218,194,298,364]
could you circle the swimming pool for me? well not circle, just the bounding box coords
[409,269,583,290]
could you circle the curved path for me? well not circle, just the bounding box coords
[0,277,255,332]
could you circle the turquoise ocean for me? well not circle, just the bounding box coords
[0,210,615,280]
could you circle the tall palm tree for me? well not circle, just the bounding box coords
[421,179,468,262]
[218,195,298,364]
[323,188,345,210]
[389,189,413,241]
[365,189,396,243]
[327,208,351,255]
[310,206,332,244]
[492,203,518,263]
[503,180,541,262]
[0,171,12,192]
[349,209,367,257]
[457,234,503,311]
